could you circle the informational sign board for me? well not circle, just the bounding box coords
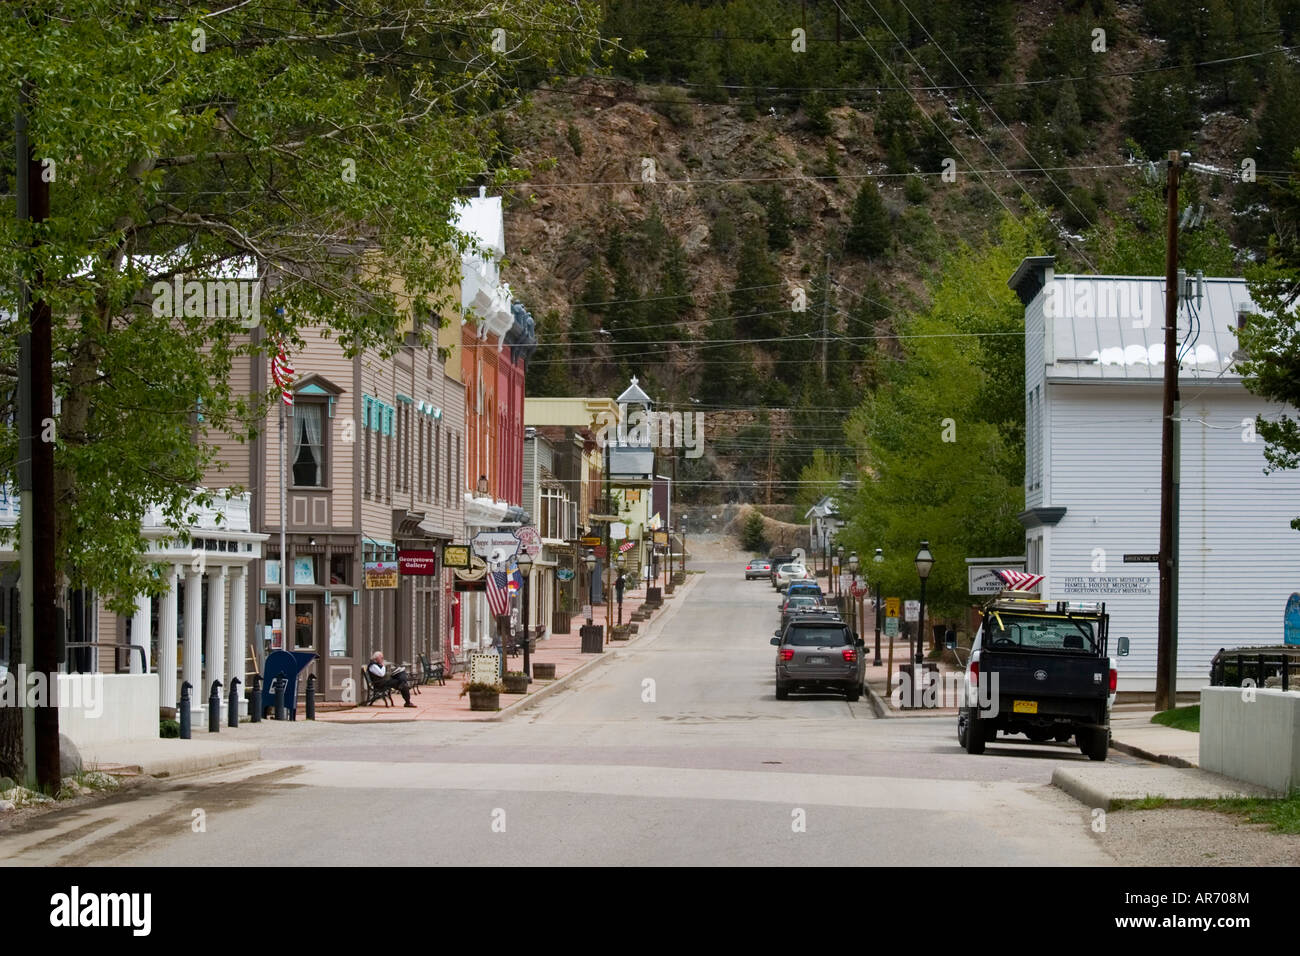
[514,526,542,556]
[904,600,920,622]
[653,531,669,545]
[441,544,470,569]
[363,561,399,589]
[885,617,899,637]
[399,550,437,575]
[1060,575,1153,596]
[1123,553,1159,564]
[469,652,500,686]
[580,536,602,546]
[969,564,1023,595]
[885,597,901,618]
[472,531,521,559]
[1286,593,1300,647]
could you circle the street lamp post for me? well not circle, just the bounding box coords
[616,552,625,625]
[871,547,884,666]
[680,515,688,576]
[517,551,533,679]
[836,545,845,605]
[914,541,934,665]
[584,549,596,628]
[848,551,859,638]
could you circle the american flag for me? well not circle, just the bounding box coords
[271,340,294,406]
[994,569,1045,592]
[486,560,521,616]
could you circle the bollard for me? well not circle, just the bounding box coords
[179,681,193,739]
[305,673,316,721]
[228,676,241,728]
[250,674,262,723]
[273,675,287,721]
[208,680,222,733]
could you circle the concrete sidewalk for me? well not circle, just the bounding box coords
[82,718,334,779]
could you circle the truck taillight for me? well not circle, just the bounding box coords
[970,660,979,684]
[781,649,794,661]
[1109,668,1117,692]
[842,648,857,663]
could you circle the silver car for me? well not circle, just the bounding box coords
[771,617,864,701]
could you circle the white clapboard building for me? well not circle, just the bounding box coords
[1008,256,1300,694]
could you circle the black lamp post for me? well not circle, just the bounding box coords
[848,551,859,638]
[871,547,884,666]
[584,549,596,626]
[914,541,934,665]
[681,515,691,574]
[517,550,533,679]
[616,552,625,625]
[836,544,845,602]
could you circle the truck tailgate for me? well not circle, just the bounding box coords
[982,650,1109,702]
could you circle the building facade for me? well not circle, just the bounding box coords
[1010,256,1300,694]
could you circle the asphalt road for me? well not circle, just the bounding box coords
[0,557,1135,866]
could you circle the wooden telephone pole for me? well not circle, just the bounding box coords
[1155,151,1183,713]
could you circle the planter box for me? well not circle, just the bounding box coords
[503,675,529,694]
[551,611,572,635]
[672,571,686,585]
[610,625,631,641]
[468,690,500,712]
[533,662,557,679]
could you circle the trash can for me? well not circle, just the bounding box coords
[580,624,604,654]
[897,661,939,709]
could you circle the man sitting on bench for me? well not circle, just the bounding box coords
[368,651,415,707]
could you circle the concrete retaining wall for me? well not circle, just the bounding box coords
[1200,686,1300,794]
[57,673,159,749]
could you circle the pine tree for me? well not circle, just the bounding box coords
[732,229,786,338]
[845,182,891,259]
[760,186,792,251]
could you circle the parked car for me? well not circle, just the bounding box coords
[778,593,824,630]
[774,563,815,591]
[768,553,795,587]
[957,595,1129,760]
[785,580,823,599]
[745,559,772,580]
[771,615,864,700]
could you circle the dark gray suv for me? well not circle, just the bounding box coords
[771,617,865,701]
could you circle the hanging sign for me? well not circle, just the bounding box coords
[399,550,437,575]
[442,544,471,569]
[364,561,399,589]
[557,568,575,581]
[513,525,542,556]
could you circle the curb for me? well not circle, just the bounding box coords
[1109,739,1196,769]
[1051,767,1115,811]
[490,571,703,720]
[88,743,263,780]
[866,681,892,719]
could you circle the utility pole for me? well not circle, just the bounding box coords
[1156,150,1182,713]
[820,254,830,385]
[16,85,60,789]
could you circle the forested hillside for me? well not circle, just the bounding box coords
[501,0,1299,515]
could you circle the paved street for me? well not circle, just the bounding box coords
[0,557,1161,866]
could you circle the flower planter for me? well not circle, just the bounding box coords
[503,674,529,694]
[532,662,556,679]
[468,690,500,711]
[610,625,631,641]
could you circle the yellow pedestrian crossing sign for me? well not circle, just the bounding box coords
[885,597,900,618]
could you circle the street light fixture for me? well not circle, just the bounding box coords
[872,547,884,666]
[848,551,859,639]
[679,514,688,576]
[616,551,625,624]
[914,541,933,665]
[584,549,596,626]
[836,544,845,601]
[516,551,533,679]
